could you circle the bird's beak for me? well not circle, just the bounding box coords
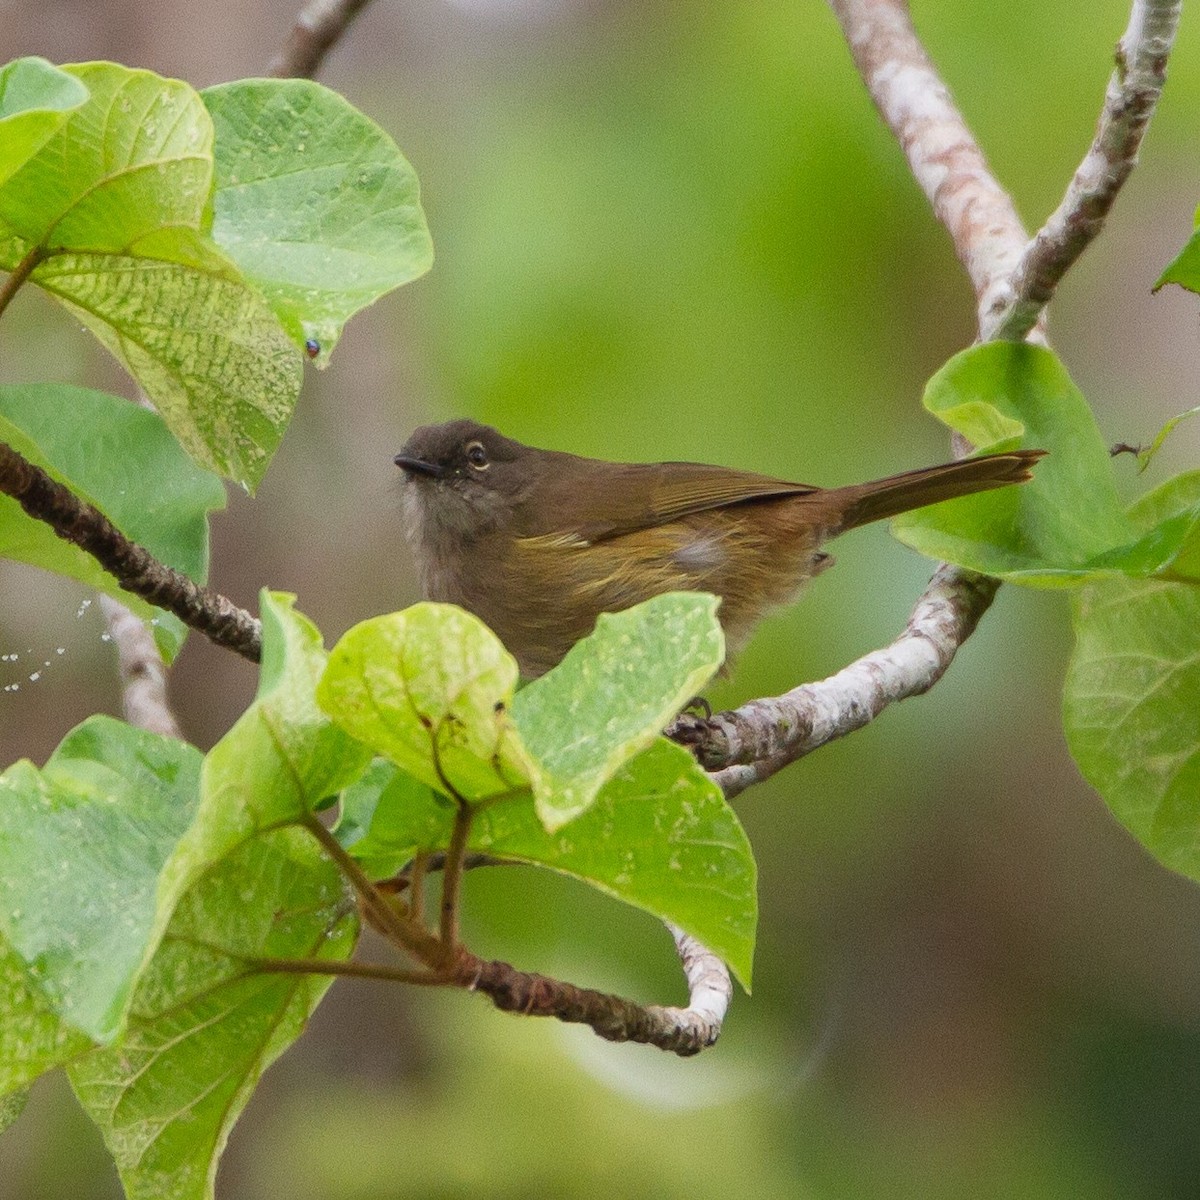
[393,454,448,480]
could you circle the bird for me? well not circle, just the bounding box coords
[395,419,1043,678]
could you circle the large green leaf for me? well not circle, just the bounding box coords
[1064,474,1200,881]
[0,935,93,1098]
[0,57,88,188]
[0,382,226,660]
[320,597,726,831]
[334,760,445,881]
[317,603,533,805]
[892,343,1140,584]
[0,62,301,489]
[337,740,757,989]
[0,717,202,1042]
[177,592,374,876]
[69,827,355,1200]
[0,61,211,250]
[511,592,724,830]
[62,594,367,1199]
[30,239,301,490]
[203,78,433,362]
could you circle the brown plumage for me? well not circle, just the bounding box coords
[396,420,1044,677]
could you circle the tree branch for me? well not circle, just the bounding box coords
[268,0,377,79]
[668,0,1178,798]
[670,566,998,794]
[97,596,182,738]
[450,925,729,1056]
[989,0,1183,341]
[827,0,1029,330]
[0,441,263,663]
[298,823,730,1053]
[0,246,44,321]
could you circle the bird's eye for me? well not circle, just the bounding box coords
[465,441,489,470]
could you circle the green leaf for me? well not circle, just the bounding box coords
[202,78,433,363]
[0,935,93,1097]
[892,343,1136,584]
[0,57,88,188]
[511,592,724,831]
[191,592,374,859]
[69,827,355,1200]
[0,717,202,1042]
[1155,210,1200,294]
[0,382,226,660]
[1064,474,1200,882]
[0,61,211,250]
[1134,404,1200,474]
[0,62,302,489]
[30,238,302,490]
[1121,470,1200,583]
[62,595,365,1198]
[334,760,444,881]
[317,603,533,805]
[338,741,757,989]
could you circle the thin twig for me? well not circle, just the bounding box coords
[449,940,725,1057]
[302,815,441,962]
[990,0,1182,341]
[439,806,472,952]
[394,851,511,886]
[0,441,263,662]
[407,851,429,925]
[268,0,377,79]
[0,246,45,321]
[97,596,182,738]
[249,956,440,985]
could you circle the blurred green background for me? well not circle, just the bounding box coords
[4,1,1200,1196]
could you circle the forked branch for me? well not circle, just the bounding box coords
[989,0,1183,341]
[296,815,729,1054]
[669,0,1180,793]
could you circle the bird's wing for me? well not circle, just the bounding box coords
[568,462,817,542]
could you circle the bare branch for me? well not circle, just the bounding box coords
[97,596,182,738]
[0,441,263,663]
[679,0,1171,792]
[670,566,998,795]
[671,0,1033,792]
[990,0,1183,341]
[661,922,732,1041]
[828,0,1029,330]
[268,0,377,79]
[453,927,729,1056]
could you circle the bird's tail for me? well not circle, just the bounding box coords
[829,448,1046,533]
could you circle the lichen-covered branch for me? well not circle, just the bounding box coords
[0,441,262,663]
[827,0,1030,329]
[670,0,1178,799]
[670,566,999,796]
[989,0,1182,341]
[670,0,1031,792]
[97,596,182,738]
[268,0,377,79]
